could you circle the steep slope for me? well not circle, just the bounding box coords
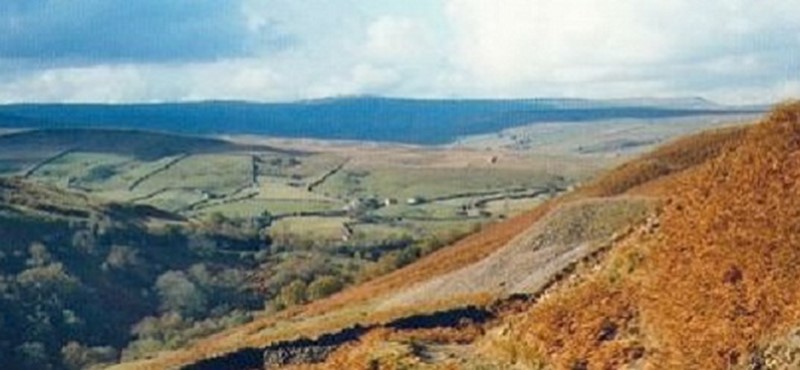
[380,197,654,309]
[487,102,800,369]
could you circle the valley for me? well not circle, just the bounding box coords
[0,100,772,370]
[1,2,795,369]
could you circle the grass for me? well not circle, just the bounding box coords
[482,197,547,217]
[316,167,560,200]
[135,189,207,213]
[350,223,411,244]
[31,152,130,183]
[134,154,252,195]
[0,148,65,175]
[284,154,348,179]
[197,199,342,218]
[374,202,470,220]
[97,155,189,193]
[269,217,350,246]
[255,176,332,201]
[29,153,198,196]
[254,153,346,179]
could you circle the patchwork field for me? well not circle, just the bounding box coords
[0,115,752,253]
[0,129,595,257]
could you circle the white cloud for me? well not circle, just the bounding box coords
[364,16,432,63]
[0,1,797,104]
[0,61,291,103]
[441,0,800,102]
[0,65,151,103]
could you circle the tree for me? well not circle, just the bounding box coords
[16,263,81,300]
[276,280,307,308]
[61,341,117,370]
[15,341,52,370]
[104,245,140,270]
[155,271,207,318]
[26,242,52,268]
[187,235,217,258]
[307,276,344,301]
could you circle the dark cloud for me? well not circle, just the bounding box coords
[0,0,280,63]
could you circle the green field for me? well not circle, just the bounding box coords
[134,154,252,195]
[316,167,561,200]
[0,129,585,256]
[256,176,333,201]
[269,216,350,247]
[197,199,343,219]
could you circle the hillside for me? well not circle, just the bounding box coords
[0,178,268,370]
[0,98,760,145]
[105,103,800,370]
[482,101,800,369]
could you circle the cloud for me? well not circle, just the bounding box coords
[0,1,797,104]
[0,0,279,63]
[0,60,294,103]
[364,17,432,63]
[442,0,800,101]
[0,65,153,103]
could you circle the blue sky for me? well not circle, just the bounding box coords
[0,0,797,104]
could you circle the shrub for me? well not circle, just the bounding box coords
[307,275,344,300]
[103,245,140,270]
[276,280,308,308]
[61,341,118,370]
[155,271,207,318]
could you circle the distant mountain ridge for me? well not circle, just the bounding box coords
[0,97,763,145]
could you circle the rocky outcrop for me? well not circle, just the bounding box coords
[180,326,368,370]
[262,325,368,368]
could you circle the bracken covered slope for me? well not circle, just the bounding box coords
[492,102,800,369]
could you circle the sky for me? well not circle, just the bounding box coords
[0,0,798,104]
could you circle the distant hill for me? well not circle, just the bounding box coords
[0,128,294,160]
[0,97,763,145]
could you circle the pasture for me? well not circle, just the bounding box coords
[0,126,637,254]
